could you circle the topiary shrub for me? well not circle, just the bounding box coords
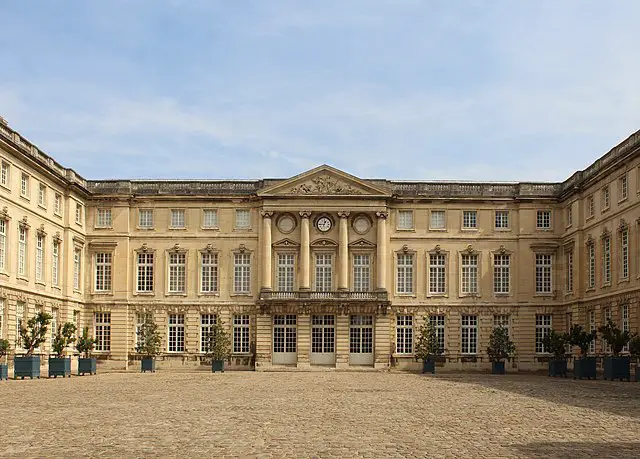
[51,323,77,358]
[19,312,53,356]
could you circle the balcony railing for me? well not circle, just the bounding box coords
[259,290,388,301]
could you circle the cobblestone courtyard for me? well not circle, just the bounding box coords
[1,371,639,458]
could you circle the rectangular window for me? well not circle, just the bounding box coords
[277,253,295,292]
[167,314,185,352]
[353,254,371,292]
[168,252,186,293]
[0,219,6,271]
[602,236,611,285]
[565,251,573,293]
[586,196,595,218]
[94,312,111,352]
[493,254,510,294]
[38,183,46,207]
[536,210,551,229]
[200,252,219,293]
[54,193,62,215]
[235,209,251,229]
[430,315,445,354]
[430,210,445,230]
[621,229,629,280]
[16,302,25,347]
[461,254,478,294]
[203,209,218,228]
[18,226,27,276]
[603,308,612,353]
[52,241,60,286]
[75,203,83,225]
[51,308,58,346]
[96,208,112,228]
[587,243,596,289]
[495,210,509,229]
[35,233,44,282]
[619,174,628,201]
[589,310,596,354]
[200,314,217,352]
[535,254,552,294]
[461,315,478,354]
[20,173,29,198]
[233,315,250,354]
[493,314,510,336]
[95,252,112,292]
[137,252,154,292]
[234,253,251,293]
[0,161,8,187]
[395,315,413,354]
[139,209,153,228]
[73,249,82,290]
[462,210,477,229]
[0,298,4,339]
[315,254,333,292]
[397,210,413,230]
[72,310,79,339]
[396,253,414,294]
[602,186,610,210]
[566,205,572,227]
[535,314,552,353]
[622,304,629,353]
[170,209,185,228]
[429,254,446,294]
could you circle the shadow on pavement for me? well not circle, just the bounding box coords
[511,441,640,458]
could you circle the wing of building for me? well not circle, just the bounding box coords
[1,116,639,371]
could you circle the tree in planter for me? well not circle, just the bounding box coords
[598,319,635,381]
[629,336,640,382]
[542,329,569,377]
[567,324,597,380]
[76,327,97,376]
[414,317,442,374]
[135,315,162,373]
[486,326,516,375]
[49,322,77,378]
[15,312,52,379]
[205,320,231,373]
[0,339,10,380]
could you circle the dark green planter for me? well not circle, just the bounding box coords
[14,355,41,379]
[491,361,506,375]
[0,363,7,380]
[78,358,97,376]
[141,358,155,373]
[212,359,225,373]
[548,359,567,377]
[573,357,597,380]
[603,356,630,381]
[49,357,72,378]
[422,358,435,374]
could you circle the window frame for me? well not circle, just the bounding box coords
[232,314,251,354]
[199,249,219,295]
[462,210,477,230]
[395,315,413,355]
[618,173,628,202]
[138,209,154,229]
[95,208,113,229]
[20,172,30,199]
[0,160,9,189]
[94,312,111,352]
[233,250,252,295]
[427,250,447,296]
[535,314,552,354]
[395,250,415,295]
[461,315,478,355]
[202,208,219,230]
[38,183,47,208]
[534,253,553,295]
[429,210,446,231]
[536,210,552,230]
[234,209,251,230]
[492,252,511,295]
[94,251,113,293]
[169,209,186,229]
[460,250,479,296]
[494,210,510,230]
[396,209,414,231]
[167,250,187,294]
[167,314,185,353]
[135,249,155,294]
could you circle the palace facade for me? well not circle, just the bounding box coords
[1,116,639,372]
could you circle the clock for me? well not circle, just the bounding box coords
[316,216,332,232]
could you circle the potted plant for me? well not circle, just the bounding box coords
[568,324,597,380]
[487,326,516,375]
[542,330,569,377]
[414,316,443,374]
[76,327,97,376]
[599,319,634,381]
[49,322,77,378]
[205,320,231,373]
[15,312,52,379]
[135,315,162,373]
[0,339,10,380]
[629,335,640,383]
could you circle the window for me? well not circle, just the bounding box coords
[51,308,58,346]
[35,233,44,282]
[200,252,218,293]
[135,312,152,350]
[139,209,153,228]
[620,229,629,280]
[200,314,217,352]
[233,315,250,354]
[430,210,445,230]
[461,315,478,354]
[234,253,251,294]
[619,174,628,201]
[168,314,185,352]
[395,315,413,354]
[396,253,414,294]
[461,253,478,294]
[168,252,186,293]
[72,311,79,339]
[397,210,413,230]
[589,310,596,354]
[536,210,551,229]
[94,312,111,352]
[462,210,477,229]
[566,205,572,227]
[136,252,154,292]
[96,208,112,228]
[277,253,295,292]
[587,242,596,289]
[622,304,629,353]
[52,241,60,286]
[73,248,82,290]
[54,193,62,215]
[275,315,297,354]
[493,254,510,294]
[602,236,611,285]
[75,203,83,225]
[565,251,573,293]
[0,161,8,187]
[586,195,595,218]
[601,186,610,210]
[535,254,552,294]
[353,254,371,292]
[429,254,446,294]
[535,314,552,353]
[235,209,251,229]
[20,173,29,198]
[38,184,46,207]
[493,315,510,336]
[315,254,332,292]
[0,219,6,271]
[95,253,112,292]
[0,298,4,339]
[495,210,509,229]
[170,209,185,228]
[603,308,612,353]
[18,225,27,277]
[203,209,218,229]
[16,302,24,347]
[430,315,445,354]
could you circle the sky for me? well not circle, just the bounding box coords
[1,0,639,182]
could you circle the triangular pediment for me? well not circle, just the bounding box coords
[310,238,339,248]
[258,165,391,197]
[272,238,300,248]
[348,238,376,248]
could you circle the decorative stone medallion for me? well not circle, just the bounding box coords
[353,215,371,235]
[277,214,296,234]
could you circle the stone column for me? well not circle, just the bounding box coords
[338,211,350,291]
[261,211,273,291]
[299,211,311,290]
[376,211,388,291]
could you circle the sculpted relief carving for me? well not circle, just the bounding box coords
[290,175,365,195]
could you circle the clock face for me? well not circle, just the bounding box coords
[317,217,332,232]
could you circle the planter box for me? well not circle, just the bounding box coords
[421,358,435,374]
[573,357,597,380]
[141,358,155,373]
[548,359,567,377]
[491,361,506,375]
[49,357,72,378]
[14,356,41,379]
[603,356,630,381]
[212,359,225,373]
[0,363,7,380]
[78,358,97,376]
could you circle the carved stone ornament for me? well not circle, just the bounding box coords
[601,227,610,239]
[140,243,150,252]
[290,175,364,195]
[204,243,216,253]
[618,218,628,231]
[337,211,350,219]
[36,224,46,237]
[19,216,29,229]
[402,244,410,253]
[0,206,9,220]
[53,232,62,244]
[462,244,475,254]
[375,211,389,219]
[498,245,506,254]
[299,210,312,219]
[238,243,247,253]
[260,210,274,218]
[434,244,442,254]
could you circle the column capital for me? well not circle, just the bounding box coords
[337,211,351,219]
[299,210,312,218]
[260,210,274,218]
[375,211,389,219]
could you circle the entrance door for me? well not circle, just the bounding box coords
[272,315,297,365]
[349,315,374,365]
[310,315,335,365]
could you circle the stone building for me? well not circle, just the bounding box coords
[0,116,639,372]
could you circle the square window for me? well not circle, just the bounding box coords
[536,210,551,229]
[430,210,445,230]
[235,209,251,229]
[96,208,112,228]
[203,209,218,228]
[462,211,477,229]
[397,210,413,230]
[170,209,185,228]
[139,209,154,228]
[495,210,509,229]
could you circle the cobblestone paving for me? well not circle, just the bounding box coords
[1,371,639,458]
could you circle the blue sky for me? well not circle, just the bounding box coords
[1,0,639,182]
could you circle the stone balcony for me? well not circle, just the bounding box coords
[257,290,390,315]
[259,290,388,301]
